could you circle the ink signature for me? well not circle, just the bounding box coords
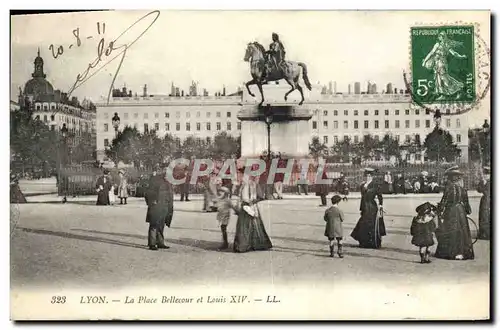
[65,10,160,104]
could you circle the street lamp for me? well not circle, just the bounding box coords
[59,123,69,203]
[112,112,121,138]
[264,106,274,163]
[433,109,442,130]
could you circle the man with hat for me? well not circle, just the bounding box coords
[477,166,491,240]
[435,168,474,260]
[145,164,174,250]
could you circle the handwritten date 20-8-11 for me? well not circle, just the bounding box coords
[48,22,106,59]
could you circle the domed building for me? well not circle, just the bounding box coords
[23,49,55,98]
[16,49,97,150]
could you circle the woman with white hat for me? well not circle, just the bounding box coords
[233,168,272,253]
[118,169,129,205]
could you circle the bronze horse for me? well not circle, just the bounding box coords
[244,42,312,106]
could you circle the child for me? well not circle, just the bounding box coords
[216,187,235,250]
[410,202,437,264]
[324,195,345,258]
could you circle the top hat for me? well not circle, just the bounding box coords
[445,165,459,173]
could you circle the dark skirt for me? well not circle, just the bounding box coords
[411,221,435,247]
[435,204,474,260]
[233,206,272,253]
[478,195,490,240]
[351,208,386,248]
[96,190,110,205]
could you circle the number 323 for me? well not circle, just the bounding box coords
[51,296,66,304]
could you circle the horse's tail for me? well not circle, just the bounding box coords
[298,62,312,90]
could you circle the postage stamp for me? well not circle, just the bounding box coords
[411,25,475,105]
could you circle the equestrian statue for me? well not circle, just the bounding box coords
[244,33,312,106]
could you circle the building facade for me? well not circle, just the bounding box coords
[95,85,469,163]
[310,93,469,163]
[16,49,96,138]
[95,94,242,161]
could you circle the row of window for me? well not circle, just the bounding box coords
[104,121,242,133]
[35,114,92,128]
[104,110,234,120]
[104,135,219,147]
[317,108,451,117]
[321,133,462,145]
[312,118,460,130]
[35,104,93,120]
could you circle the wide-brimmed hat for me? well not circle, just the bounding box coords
[363,167,376,175]
[415,202,436,215]
[444,165,459,173]
[118,169,125,175]
[421,171,428,176]
[219,186,230,194]
[445,169,463,177]
[103,169,110,175]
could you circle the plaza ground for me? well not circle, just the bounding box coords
[11,190,489,290]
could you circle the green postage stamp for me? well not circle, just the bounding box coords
[411,25,475,104]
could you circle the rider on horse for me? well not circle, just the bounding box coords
[263,33,286,80]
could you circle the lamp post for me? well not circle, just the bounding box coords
[264,106,274,164]
[112,112,121,138]
[433,109,443,164]
[59,123,69,203]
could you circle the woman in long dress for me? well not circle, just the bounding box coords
[351,168,386,248]
[117,169,129,205]
[422,31,467,100]
[477,166,491,240]
[435,169,474,260]
[233,172,273,253]
[96,169,112,205]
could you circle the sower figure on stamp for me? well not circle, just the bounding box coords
[422,31,467,101]
[145,164,174,251]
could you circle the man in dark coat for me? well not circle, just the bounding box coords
[145,166,174,250]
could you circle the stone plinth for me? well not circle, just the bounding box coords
[238,104,312,158]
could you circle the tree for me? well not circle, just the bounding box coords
[10,107,58,174]
[70,132,95,164]
[469,128,491,165]
[423,127,461,162]
[330,137,352,163]
[353,135,380,161]
[209,132,241,160]
[309,136,328,159]
[380,134,402,164]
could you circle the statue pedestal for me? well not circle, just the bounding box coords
[237,104,313,159]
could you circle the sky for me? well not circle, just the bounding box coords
[10,10,490,126]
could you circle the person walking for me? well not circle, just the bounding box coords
[145,165,174,251]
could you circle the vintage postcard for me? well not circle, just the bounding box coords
[10,10,491,320]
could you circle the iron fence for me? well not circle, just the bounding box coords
[57,161,482,197]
